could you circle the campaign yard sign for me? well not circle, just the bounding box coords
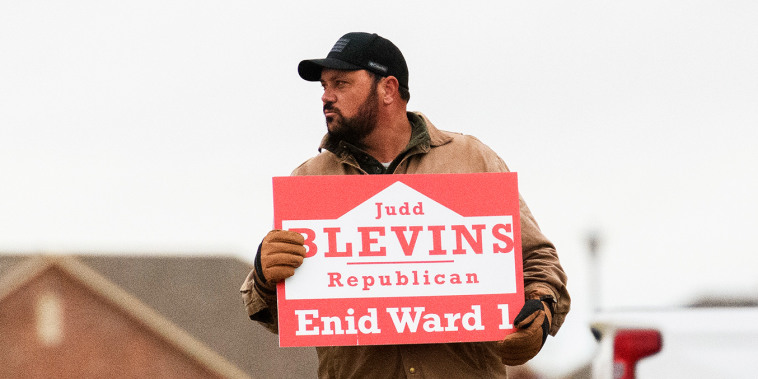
[273,172,524,347]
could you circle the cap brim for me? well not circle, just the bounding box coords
[298,58,363,81]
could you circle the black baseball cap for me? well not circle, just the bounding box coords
[298,32,409,89]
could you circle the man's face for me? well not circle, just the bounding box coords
[320,69,379,146]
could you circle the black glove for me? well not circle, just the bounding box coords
[498,298,553,366]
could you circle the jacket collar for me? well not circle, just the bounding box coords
[415,112,453,148]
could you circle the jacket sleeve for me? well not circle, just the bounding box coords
[240,261,280,334]
[471,137,570,335]
[518,195,570,335]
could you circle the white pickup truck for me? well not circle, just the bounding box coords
[590,306,758,378]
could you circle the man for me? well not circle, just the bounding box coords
[241,32,570,378]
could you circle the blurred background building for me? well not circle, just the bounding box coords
[0,255,316,378]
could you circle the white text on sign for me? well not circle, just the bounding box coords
[294,305,514,336]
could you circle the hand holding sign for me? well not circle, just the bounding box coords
[498,299,553,366]
[260,230,307,285]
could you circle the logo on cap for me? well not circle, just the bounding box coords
[367,61,388,73]
[330,38,349,53]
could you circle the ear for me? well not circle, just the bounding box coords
[380,76,401,105]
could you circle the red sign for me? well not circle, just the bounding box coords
[273,173,524,347]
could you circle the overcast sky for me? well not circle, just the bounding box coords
[2,1,757,375]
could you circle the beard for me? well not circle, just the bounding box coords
[324,83,379,147]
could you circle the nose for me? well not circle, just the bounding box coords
[321,87,336,105]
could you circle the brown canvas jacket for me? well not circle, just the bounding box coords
[241,112,570,378]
